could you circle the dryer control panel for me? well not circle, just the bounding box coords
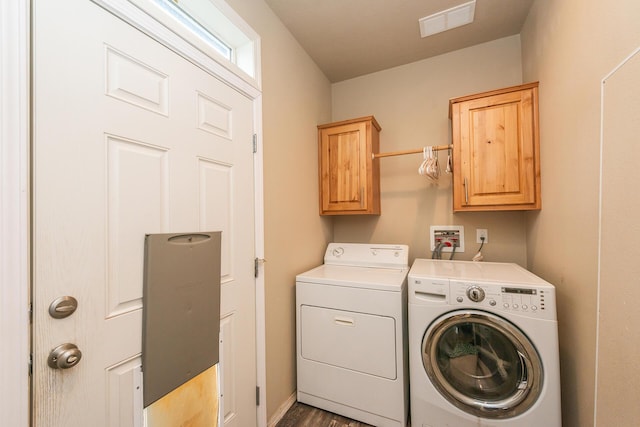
[324,243,409,268]
[449,280,556,320]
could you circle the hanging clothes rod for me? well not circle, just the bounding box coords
[372,144,452,159]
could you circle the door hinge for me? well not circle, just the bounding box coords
[29,353,33,377]
[28,302,33,323]
[252,134,257,153]
[254,258,266,278]
[256,386,260,406]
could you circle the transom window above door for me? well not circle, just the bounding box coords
[154,0,234,60]
[127,0,261,87]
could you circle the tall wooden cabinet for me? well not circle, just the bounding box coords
[450,82,541,212]
[318,116,381,215]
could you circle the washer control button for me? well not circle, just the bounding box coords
[466,286,485,303]
[489,299,497,306]
[456,296,464,303]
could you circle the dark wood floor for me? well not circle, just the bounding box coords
[276,402,375,427]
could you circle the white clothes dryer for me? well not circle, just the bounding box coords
[296,243,410,427]
[408,259,561,427]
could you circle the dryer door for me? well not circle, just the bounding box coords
[422,310,542,419]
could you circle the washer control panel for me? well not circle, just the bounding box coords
[450,280,553,319]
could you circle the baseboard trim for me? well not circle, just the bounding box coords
[267,391,297,427]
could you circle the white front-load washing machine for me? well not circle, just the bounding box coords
[408,259,561,427]
[296,243,409,427]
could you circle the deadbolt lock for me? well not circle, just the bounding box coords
[48,296,78,319]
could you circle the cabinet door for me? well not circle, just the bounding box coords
[452,87,540,211]
[319,120,380,215]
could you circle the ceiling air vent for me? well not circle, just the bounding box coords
[419,0,476,38]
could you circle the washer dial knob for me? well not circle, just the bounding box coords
[466,286,485,303]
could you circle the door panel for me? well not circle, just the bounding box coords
[32,0,256,425]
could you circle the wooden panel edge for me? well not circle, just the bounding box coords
[317,116,381,131]
[449,82,540,118]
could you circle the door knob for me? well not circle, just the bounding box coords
[48,343,82,369]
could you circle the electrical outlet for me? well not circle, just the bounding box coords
[476,228,488,243]
[430,225,465,253]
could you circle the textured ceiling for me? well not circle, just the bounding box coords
[264,0,534,82]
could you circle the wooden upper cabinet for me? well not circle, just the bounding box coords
[450,82,541,212]
[318,116,381,215]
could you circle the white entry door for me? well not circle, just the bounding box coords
[32,0,257,426]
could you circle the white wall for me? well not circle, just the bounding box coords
[331,36,529,266]
[521,0,640,425]
[597,48,640,426]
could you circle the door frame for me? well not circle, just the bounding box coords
[0,1,266,426]
[0,1,30,426]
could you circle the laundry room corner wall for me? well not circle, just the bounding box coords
[223,0,333,423]
[331,36,528,266]
[520,0,640,426]
[597,47,640,426]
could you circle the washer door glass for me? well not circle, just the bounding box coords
[422,311,543,419]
